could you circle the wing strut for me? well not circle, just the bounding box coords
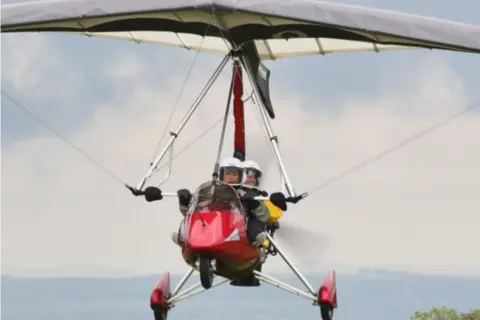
[239,53,296,197]
[212,60,236,179]
[134,53,231,190]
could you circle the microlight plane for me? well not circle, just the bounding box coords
[2,1,480,319]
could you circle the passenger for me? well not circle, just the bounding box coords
[238,160,270,247]
[242,159,262,189]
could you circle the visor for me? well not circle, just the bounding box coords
[245,168,261,178]
[219,166,243,185]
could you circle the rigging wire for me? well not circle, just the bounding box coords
[3,82,478,198]
[304,101,480,197]
[148,16,215,165]
[154,116,224,172]
[1,89,223,186]
[2,89,126,185]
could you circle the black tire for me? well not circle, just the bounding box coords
[199,257,213,289]
[320,303,333,320]
[153,308,168,320]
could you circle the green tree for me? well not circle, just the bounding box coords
[410,307,480,320]
[460,309,480,320]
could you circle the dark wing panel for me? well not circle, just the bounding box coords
[2,0,479,58]
[229,0,480,53]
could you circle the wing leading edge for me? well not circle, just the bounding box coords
[1,0,480,60]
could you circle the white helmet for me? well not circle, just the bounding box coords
[242,160,262,187]
[218,156,244,186]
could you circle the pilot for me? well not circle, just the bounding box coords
[218,156,244,186]
[176,156,244,216]
[171,156,245,246]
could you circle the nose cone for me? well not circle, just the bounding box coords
[186,215,224,250]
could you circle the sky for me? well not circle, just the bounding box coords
[1,0,480,277]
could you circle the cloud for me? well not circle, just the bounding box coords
[1,30,479,278]
[1,33,85,103]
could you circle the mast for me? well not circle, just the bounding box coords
[232,59,246,161]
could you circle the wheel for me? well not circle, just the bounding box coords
[199,257,213,289]
[153,308,168,320]
[320,303,334,320]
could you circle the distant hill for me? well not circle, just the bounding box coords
[2,269,480,320]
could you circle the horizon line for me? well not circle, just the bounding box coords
[3,267,480,279]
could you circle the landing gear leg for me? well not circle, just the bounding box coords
[259,233,338,319]
[150,266,229,319]
[172,267,195,297]
[265,233,316,295]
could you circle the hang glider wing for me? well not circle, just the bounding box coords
[2,0,480,60]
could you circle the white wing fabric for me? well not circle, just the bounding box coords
[2,0,480,60]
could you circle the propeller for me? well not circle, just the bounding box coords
[272,222,331,269]
[247,136,331,267]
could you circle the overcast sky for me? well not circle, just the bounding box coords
[1,0,480,277]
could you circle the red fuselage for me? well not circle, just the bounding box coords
[180,210,260,279]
